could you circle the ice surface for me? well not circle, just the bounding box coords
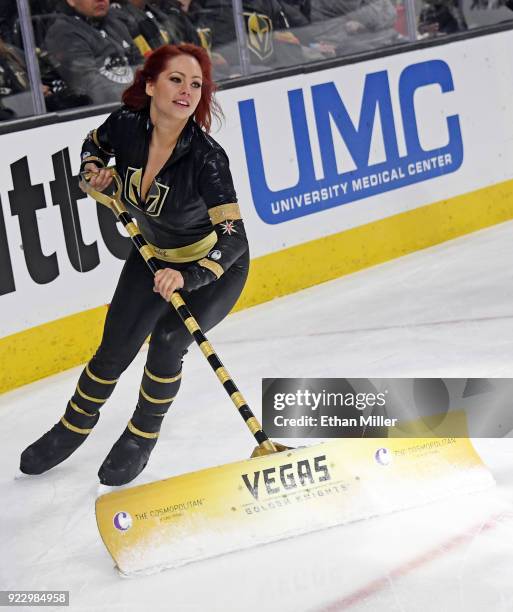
[1,221,513,611]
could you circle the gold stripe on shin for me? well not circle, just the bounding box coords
[70,400,95,417]
[183,317,200,334]
[140,385,175,404]
[231,391,246,409]
[199,341,215,358]
[128,420,159,439]
[216,367,231,385]
[76,384,107,404]
[144,366,182,384]
[85,364,118,385]
[60,416,92,435]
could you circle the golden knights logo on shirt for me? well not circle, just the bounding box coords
[244,12,273,61]
[124,166,170,217]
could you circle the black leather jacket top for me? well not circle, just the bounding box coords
[81,106,248,292]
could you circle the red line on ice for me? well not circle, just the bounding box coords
[317,511,513,612]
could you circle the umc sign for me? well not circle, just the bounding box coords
[239,59,464,225]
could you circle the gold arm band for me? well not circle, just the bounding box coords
[183,317,200,334]
[60,416,92,435]
[128,420,159,439]
[70,400,95,417]
[231,391,247,409]
[85,364,118,385]
[209,203,242,225]
[197,258,224,279]
[91,129,114,155]
[144,366,182,384]
[199,341,215,358]
[216,367,231,385]
[76,384,107,404]
[147,231,217,263]
[140,385,175,404]
[82,156,105,168]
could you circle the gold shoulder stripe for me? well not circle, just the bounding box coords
[209,203,241,225]
[91,129,114,155]
[198,258,224,279]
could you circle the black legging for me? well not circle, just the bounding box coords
[62,245,249,436]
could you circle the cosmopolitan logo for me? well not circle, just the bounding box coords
[242,455,330,500]
[239,59,463,224]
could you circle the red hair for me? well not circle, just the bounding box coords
[122,44,221,133]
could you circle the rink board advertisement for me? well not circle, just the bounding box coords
[1,30,513,391]
[95,433,494,574]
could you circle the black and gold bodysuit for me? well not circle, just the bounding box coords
[61,107,250,444]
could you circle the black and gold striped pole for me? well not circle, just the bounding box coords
[81,170,286,457]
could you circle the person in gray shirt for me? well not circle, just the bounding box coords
[44,0,142,105]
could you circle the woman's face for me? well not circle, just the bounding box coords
[146,54,203,123]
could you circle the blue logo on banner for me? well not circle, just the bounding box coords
[239,59,464,225]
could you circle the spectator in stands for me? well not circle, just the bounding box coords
[44,0,142,105]
[192,0,313,76]
[112,0,201,57]
[308,0,399,56]
[152,0,204,43]
[418,0,468,36]
[0,36,90,120]
[0,38,27,119]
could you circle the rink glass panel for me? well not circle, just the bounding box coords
[0,0,511,125]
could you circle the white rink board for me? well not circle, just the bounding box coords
[0,30,512,338]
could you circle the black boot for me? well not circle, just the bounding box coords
[98,366,181,486]
[19,361,116,475]
[98,423,158,486]
[20,409,99,475]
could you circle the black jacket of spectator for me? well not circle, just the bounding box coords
[153,0,202,45]
[44,6,142,105]
[419,2,468,34]
[194,0,305,69]
[113,1,200,55]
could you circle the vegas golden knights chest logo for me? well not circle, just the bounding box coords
[124,167,170,217]
[244,12,273,61]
